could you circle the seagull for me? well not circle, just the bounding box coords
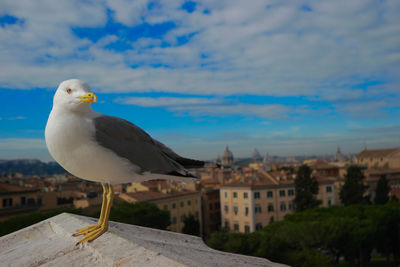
[45,79,204,244]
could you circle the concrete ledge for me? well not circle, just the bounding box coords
[0,213,287,266]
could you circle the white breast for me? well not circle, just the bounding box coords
[45,108,140,184]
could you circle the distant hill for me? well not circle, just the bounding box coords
[0,159,66,176]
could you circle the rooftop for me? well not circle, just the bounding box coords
[0,182,39,194]
[357,148,400,158]
[0,213,285,266]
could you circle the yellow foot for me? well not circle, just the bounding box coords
[76,224,108,245]
[72,223,101,237]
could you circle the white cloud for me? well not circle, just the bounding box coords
[118,96,289,119]
[0,0,399,107]
[7,116,25,120]
[0,138,46,150]
[117,96,222,107]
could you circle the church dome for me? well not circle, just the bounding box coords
[222,145,234,167]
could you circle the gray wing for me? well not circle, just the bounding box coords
[93,115,202,177]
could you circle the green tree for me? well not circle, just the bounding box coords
[110,201,170,230]
[294,165,321,212]
[182,214,200,236]
[375,175,390,205]
[340,165,368,205]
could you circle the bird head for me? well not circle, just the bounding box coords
[53,79,97,112]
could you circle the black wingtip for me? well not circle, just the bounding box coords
[175,157,205,169]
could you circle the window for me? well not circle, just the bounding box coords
[279,190,285,197]
[224,205,229,213]
[224,192,228,198]
[188,200,191,206]
[255,205,262,213]
[163,205,168,210]
[326,186,332,193]
[172,216,177,224]
[172,203,176,209]
[268,203,274,212]
[245,225,250,233]
[256,223,263,230]
[254,192,260,199]
[215,203,220,209]
[180,201,184,207]
[195,211,199,218]
[224,220,229,230]
[245,206,249,216]
[243,192,248,199]
[328,199,332,206]
[267,191,273,198]
[234,223,239,231]
[181,215,185,222]
[2,198,12,207]
[288,201,294,210]
[20,196,26,205]
[233,192,237,198]
[288,189,294,196]
[234,205,238,215]
[28,198,36,205]
[280,202,286,211]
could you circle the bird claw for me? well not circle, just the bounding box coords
[75,224,108,245]
[72,223,101,237]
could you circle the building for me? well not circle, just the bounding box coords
[201,188,221,238]
[0,182,81,220]
[0,182,41,220]
[118,190,202,233]
[364,168,400,201]
[219,170,335,233]
[355,148,400,169]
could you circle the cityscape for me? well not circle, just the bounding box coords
[1,145,399,236]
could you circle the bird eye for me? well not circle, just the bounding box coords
[66,88,72,94]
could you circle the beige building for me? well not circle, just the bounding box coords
[220,171,335,233]
[355,148,400,169]
[119,190,202,233]
[0,183,84,220]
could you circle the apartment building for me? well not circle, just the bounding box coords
[119,190,202,233]
[220,171,335,233]
[201,188,221,238]
[355,148,400,169]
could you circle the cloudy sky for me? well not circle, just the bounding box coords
[0,0,399,161]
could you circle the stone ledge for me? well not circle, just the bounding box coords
[0,213,287,267]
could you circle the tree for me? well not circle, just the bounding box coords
[375,175,390,205]
[294,165,321,212]
[340,165,368,205]
[110,201,170,230]
[182,214,200,236]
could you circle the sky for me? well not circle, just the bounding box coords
[0,0,400,162]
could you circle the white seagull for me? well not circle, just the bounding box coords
[45,79,203,244]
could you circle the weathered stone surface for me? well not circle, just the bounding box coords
[0,213,287,267]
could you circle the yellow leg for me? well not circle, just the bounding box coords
[73,183,108,237]
[76,183,114,244]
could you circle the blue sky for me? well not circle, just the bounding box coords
[0,0,400,161]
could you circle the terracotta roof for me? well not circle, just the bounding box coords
[0,182,39,194]
[312,160,338,169]
[357,148,400,158]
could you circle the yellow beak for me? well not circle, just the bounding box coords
[78,92,97,103]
